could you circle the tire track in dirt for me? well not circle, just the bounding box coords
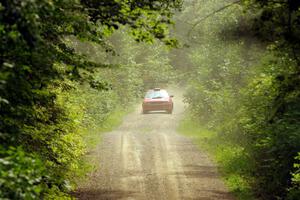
[74,88,235,200]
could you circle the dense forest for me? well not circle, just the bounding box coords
[176,0,300,199]
[0,0,180,199]
[0,0,300,199]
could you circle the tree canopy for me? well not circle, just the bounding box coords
[0,0,181,198]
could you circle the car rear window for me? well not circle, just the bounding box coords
[145,90,169,99]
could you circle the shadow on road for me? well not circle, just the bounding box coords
[170,165,220,179]
[72,189,137,200]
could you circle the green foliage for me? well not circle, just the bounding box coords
[178,117,255,200]
[180,0,263,130]
[72,27,175,91]
[80,0,182,45]
[238,53,300,199]
[0,0,181,198]
[109,29,175,90]
[178,0,300,199]
[239,1,300,198]
[0,146,72,199]
[288,153,300,200]
[0,147,46,199]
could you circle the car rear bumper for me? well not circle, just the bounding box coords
[142,103,173,111]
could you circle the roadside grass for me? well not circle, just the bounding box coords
[72,106,132,184]
[83,107,130,149]
[177,116,255,200]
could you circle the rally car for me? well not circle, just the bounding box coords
[142,88,173,114]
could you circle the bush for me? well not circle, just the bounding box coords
[288,153,300,200]
[0,147,48,199]
[179,0,300,199]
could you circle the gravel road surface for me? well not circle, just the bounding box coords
[74,88,234,200]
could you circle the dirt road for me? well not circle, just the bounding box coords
[75,88,234,200]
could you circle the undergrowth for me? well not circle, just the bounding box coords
[178,115,255,200]
[72,106,131,186]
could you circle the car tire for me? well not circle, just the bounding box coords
[167,109,173,114]
[142,110,148,114]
